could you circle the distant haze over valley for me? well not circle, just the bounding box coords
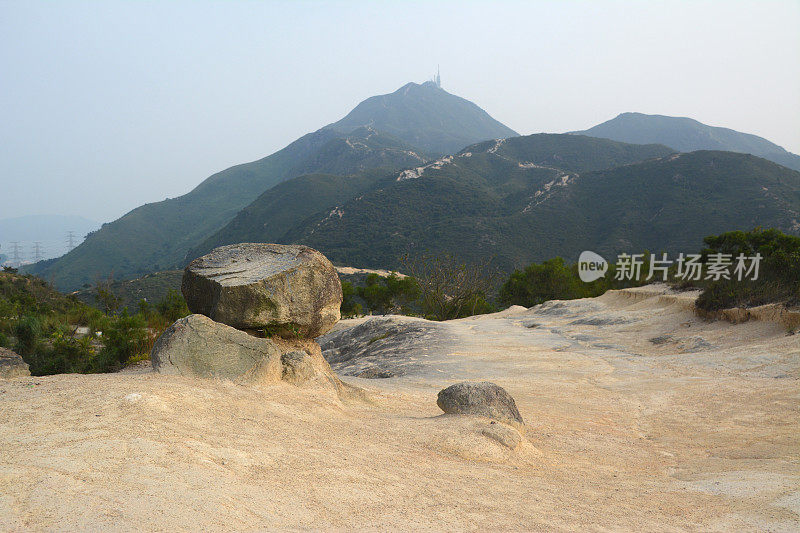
[0,215,99,266]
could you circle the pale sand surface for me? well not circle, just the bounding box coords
[1,285,798,531]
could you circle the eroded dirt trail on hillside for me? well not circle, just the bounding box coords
[1,286,798,530]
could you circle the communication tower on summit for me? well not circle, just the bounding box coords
[435,65,441,88]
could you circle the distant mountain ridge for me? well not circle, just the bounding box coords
[195,134,677,266]
[27,82,520,290]
[282,142,800,270]
[574,112,800,171]
[28,89,800,291]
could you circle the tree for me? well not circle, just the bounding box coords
[340,282,363,317]
[696,228,800,310]
[358,273,419,315]
[95,275,121,315]
[499,257,586,307]
[401,252,497,320]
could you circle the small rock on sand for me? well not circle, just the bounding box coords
[437,381,524,426]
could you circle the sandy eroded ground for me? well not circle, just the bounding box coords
[1,285,798,531]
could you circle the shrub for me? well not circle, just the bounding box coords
[27,329,97,375]
[499,257,586,307]
[401,252,498,321]
[156,289,190,323]
[695,228,800,311]
[14,315,41,356]
[95,276,121,315]
[340,282,363,317]
[0,271,179,375]
[498,255,653,308]
[98,308,150,368]
[357,273,419,315]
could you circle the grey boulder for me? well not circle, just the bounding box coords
[151,314,343,389]
[150,314,284,384]
[182,243,342,338]
[437,381,524,426]
[0,347,30,379]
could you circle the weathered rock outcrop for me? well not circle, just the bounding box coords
[319,316,441,378]
[182,243,342,338]
[437,381,524,426]
[151,314,341,388]
[0,347,30,379]
[153,244,349,392]
[151,314,284,383]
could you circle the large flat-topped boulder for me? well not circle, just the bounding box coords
[182,243,342,338]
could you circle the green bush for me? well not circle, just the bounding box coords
[695,228,800,311]
[498,255,651,308]
[340,282,363,318]
[358,273,419,315]
[499,257,585,307]
[156,289,190,323]
[26,329,96,375]
[99,308,150,368]
[14,315,41,356]
[401,252,498,321]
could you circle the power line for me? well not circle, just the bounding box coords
[32,242,43,262]
[10,241,22,264]
[66,231,77,252]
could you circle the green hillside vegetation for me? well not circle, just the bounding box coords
[693,229,800,311]
[186,169,396,261]
[203,134,672,263]
[73,270,184,312]
[0,271,188,375]
[328,82,518,155]
[28,128,430,290]
[287,149,800,271]
[575,112,800,172]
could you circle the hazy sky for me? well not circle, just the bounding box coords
[2,0,799,223]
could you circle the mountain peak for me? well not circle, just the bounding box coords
[328,82,518,155]
[575,112,800,171]
[391,81,440,95]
